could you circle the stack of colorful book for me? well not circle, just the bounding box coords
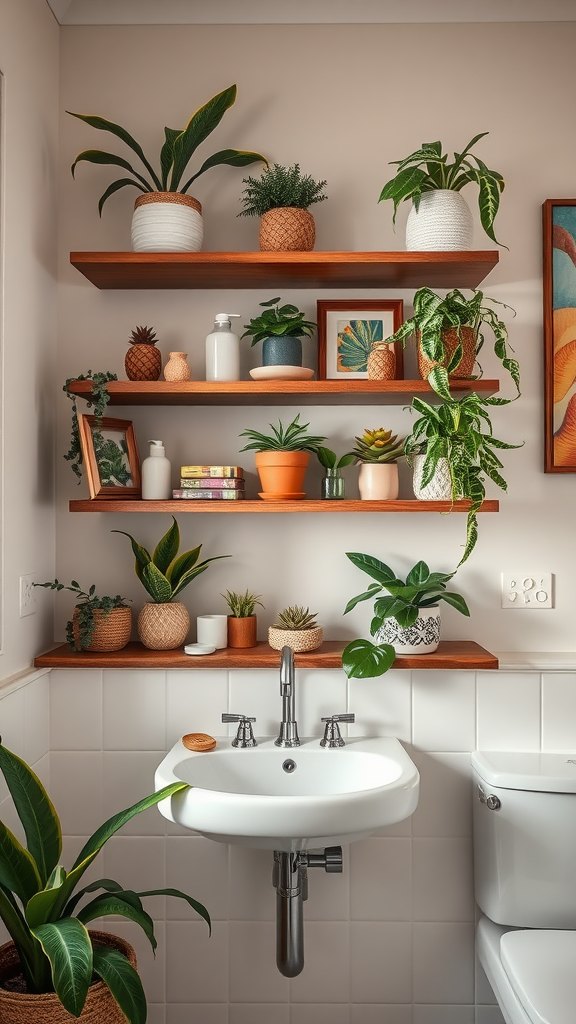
[173,466,245,500]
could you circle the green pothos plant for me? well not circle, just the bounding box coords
[63,371,118,480]
[34,579,131,651]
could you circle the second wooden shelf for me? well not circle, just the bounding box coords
[69,498,499,513]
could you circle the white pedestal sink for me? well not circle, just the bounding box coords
[155,736,419,852]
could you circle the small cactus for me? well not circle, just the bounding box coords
[272,605,318,631]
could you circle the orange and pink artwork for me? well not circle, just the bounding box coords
[543,201,576,471]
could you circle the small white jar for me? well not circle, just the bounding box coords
[197,614,228,649]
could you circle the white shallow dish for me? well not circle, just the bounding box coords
[249,366,314,381]
[184,643,216,656]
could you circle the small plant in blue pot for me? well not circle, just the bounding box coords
[242,296,316,367]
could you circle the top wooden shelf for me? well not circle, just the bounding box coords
[69,250,499,291]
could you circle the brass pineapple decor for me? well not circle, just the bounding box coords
[125,325,162,381]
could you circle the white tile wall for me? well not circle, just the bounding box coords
[0,665,571,1020]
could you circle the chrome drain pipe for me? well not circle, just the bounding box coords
[273,846,342,977]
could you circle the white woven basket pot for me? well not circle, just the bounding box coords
[412,454,453,501]
[405,190,473,251]
[375,606,441,656]
[131,192,203,252]
[268,626,323,652]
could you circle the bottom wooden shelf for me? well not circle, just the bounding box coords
[34,640,498,671]
[69,499,499,514]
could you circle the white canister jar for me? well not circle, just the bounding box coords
[197,614,228,649]
[131,192,203,253]
[205,313,241,381]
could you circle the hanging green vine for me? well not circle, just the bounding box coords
[63,370,118,480]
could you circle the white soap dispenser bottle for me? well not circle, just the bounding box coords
[205,312,241,381]
[142,440,171,500]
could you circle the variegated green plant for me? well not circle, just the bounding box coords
[378,133,506,246]
[113,516,230,603]
[68,85,267,214]
[0,739,209,1022]
[337,320,384,373]
[239,413,325,453]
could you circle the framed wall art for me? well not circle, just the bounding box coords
[78,415,141,498]
[316,299,404,381]
[543,199,576,472]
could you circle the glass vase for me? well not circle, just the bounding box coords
[321,468,345,500]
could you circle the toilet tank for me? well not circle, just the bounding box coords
[472,751,576,928]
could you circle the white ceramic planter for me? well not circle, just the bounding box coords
[412,454,453,501]
[375,606,441,655]
[131,192,203,252]
[405,190,473,251]
[358,462,399,500]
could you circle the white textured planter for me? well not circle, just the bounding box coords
[375,606,441,655]
[405,190,473,251]
[358,463,399,500]
[412,454,453,501]
[131,192,203,252]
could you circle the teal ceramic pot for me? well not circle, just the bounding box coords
[262,335,303,366]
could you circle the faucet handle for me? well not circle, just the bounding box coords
[222,713,257,748]
[320,713,355,748]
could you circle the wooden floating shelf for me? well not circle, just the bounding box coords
[67,379,500,407]
[69,498,499,513]
[34,640,498,671]
[70,250,499,291]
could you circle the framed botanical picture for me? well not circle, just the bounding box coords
[543,200,576,472]
[78,415,141,498]
[316,299,404,380]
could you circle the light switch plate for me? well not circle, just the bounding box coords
[501,573,553,609]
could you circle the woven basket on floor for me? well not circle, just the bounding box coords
[0,931,137,1024]
[259,207,315,251]
[72,606,132,652]
[417,326,476,381]
[138,600,190,650]
[268,625,323,652]
[367,343,396,380]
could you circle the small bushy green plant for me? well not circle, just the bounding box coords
[239,163,327,216]
[242,297,316,347]
[239,413,325,453]
[222,589,264,618]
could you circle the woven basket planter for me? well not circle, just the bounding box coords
[0,931,136,1024]
[412,454,453,501]
[259,207,315,251]
[417,326,476,381]
[131,192,203,253]
[268,625,323,652]
[138,601,190,650]
[405,190,473,251]
[72,606,132,652]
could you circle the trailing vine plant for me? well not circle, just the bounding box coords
[63,370,118,480]
[34,579,131,651]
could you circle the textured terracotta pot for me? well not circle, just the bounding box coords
[228,615,258,648]
[137,601,190,649]
[255,451,310,499]
[72,606,132,652]
[417,326,476,381]
[259,207,315,251]
[358,463,399,500]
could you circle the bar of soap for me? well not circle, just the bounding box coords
[182,732,217,752]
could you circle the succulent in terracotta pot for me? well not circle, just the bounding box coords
[239,414,325,500]
[222,588,264,648]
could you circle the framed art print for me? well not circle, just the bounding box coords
[543,200,576,472]
[78,415,141,498]
[317,299,404,381]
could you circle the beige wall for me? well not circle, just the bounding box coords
[0,0,59,681]
[55,22,576,652]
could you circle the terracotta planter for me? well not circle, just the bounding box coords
[417,326,476,381]
[255,451,310,500]
[374,606,441,655]
[137,601,190,649]
[72,606,132,652]
[259,207,315,251]
[228,615,258,648]
[268,625,323,652]
[0,931,136,1024]
[131,192,203,253]
[358,463,399,500]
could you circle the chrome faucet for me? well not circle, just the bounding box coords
[275,646,300,747]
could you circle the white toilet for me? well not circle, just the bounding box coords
[472,750,576,1024]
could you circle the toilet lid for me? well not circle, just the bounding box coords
[501,930,576,1024]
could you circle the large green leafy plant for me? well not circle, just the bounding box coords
[113,517,229,603]
[69,84,267,214]
[241,297,316,347]
[239,163,327,216]
[388,288,519,400]
[0,739,209,1022]
[378,133,505,246]
[34,579,130,652]
[342,554,469,680]
[239,413,325,453]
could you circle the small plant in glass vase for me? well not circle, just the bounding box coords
[239,162,327,251]
[34,579,132,653]
[239,413,325,500]
[316,447,355,500]
[268,605,323,652]
[242,296,316,370]
[222,588,264,649]
[349,427,405,501]
[342,553,470,678]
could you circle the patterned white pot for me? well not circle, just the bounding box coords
[375,606,441,655]
[405,190,473,251]
[131,192,203,252]
[412,454,453,501]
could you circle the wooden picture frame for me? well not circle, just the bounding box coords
[543,199,576,472]
[316,299,404,381]
[78,415,141,499]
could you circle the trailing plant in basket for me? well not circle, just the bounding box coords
[239,163,327,216]
[34,579,131,652]
[242,297,316,346]
[342,554,469,680]
[113,516,230,603]
[63,370,117,480]
[0,738,209,1022]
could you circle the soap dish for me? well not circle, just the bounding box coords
[184,643,216,656]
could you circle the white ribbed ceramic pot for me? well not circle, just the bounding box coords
[412,454,453,500]
[358,463,399,500]
[375,606,441,655]
[405,190,473,251]
[131,192,203,252]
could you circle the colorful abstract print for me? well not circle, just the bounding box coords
[337,319,384,373]
[552,207,576,466]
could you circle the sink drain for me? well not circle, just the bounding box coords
[282,758,297,773]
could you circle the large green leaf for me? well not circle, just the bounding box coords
[92,945,147,1024]
[342,639,396,680]
[0,818,41,902]
[70,150,153,192]
[166,545,201,585]
[160,127,182,189]
[0,884,41,985]
[440,591,470,616]
[25,884,63,929]
[343,583,382,615]
[170,85,237,190]
[378,166,427,220]
[31,918,93,1018]
[142,562,173,603]
[67,111,162,189]
[138,887,211,932]
[97,178,147,216]
[345,552,397,585]
[170,555,230,600]
[64,877,123,917]
[0,742,61,886]
[405,561,430,586]
[111,530,151,587]
[181,147,267,191]
[152,517,180,575]
[77,892,156,952]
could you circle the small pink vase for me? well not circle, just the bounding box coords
[164,352,191,381]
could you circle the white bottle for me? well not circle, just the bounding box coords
[142,440,171,500]
[205,313,241,381]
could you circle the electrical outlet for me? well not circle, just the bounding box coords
[501,573,553,609]
[19,574,37,617]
